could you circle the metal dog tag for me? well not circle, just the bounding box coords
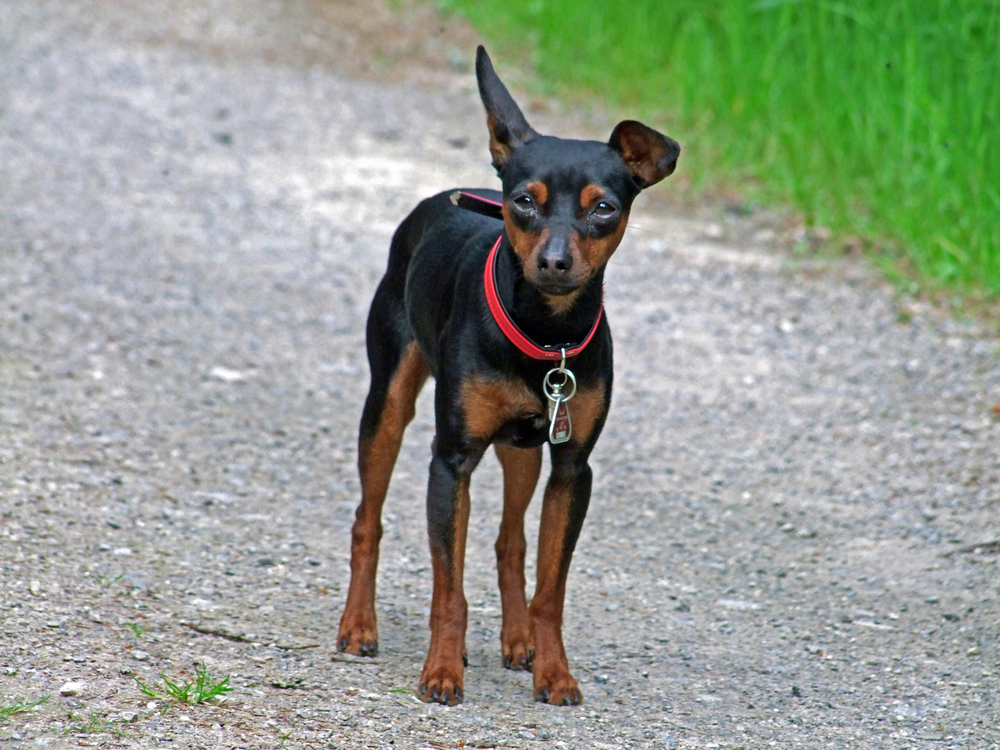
[543,366,577,445]
[548,395,572,444]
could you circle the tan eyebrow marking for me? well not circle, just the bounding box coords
[527,181,549,207]
[579,183,605,210]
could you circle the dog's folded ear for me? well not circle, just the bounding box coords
[609,121,681,189]
[476,46,539,174]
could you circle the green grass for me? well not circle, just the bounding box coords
[441,0,1000,299]
[135,663,233,706]
[65,713,136,738]
[91,571,126,588]
[0,696,49,723]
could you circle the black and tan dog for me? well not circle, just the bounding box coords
[337,47,679,706]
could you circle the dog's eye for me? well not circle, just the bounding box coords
[513,195,534,210]
[593,201,617,218]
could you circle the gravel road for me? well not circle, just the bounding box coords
[2,2,999,748]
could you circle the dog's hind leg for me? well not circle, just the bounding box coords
[338,278,430,657]
[493,443,542,671]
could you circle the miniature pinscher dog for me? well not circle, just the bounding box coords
[337,46,679,706]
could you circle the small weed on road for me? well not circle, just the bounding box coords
[65,712,136,739]
[0,696,49,723]
[135,663,232,705]
[91,572,126,588]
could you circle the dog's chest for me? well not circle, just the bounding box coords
[459,375,548,447]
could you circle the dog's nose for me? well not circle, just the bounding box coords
[537,235,573,274]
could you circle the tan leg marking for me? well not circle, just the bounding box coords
[529,479,582,705]
[419,474,471,705]
[494,444,543,670]
[567,386,607,447]
[338,342,430,656]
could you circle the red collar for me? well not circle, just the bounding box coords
[483,235,603,361]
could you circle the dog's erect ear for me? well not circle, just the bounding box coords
[609,121,681,189]
[476,46,538,174]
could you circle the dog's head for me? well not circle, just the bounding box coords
[476,46,680,300]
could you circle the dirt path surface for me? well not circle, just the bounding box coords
[2,2,999,748]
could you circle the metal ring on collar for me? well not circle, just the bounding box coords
[543,367,577,401]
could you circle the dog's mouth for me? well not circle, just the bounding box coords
[535,281,588,317]
[531,278,584,297]
[524,264,590,298]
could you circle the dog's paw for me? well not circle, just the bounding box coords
[336,612,378,657]
[417,662,465,706]
[500,626,534,671]
[533,666,582,706]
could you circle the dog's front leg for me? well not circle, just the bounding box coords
[529,445,592,705]
[418,441,480,705]
[494,443,542,671]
